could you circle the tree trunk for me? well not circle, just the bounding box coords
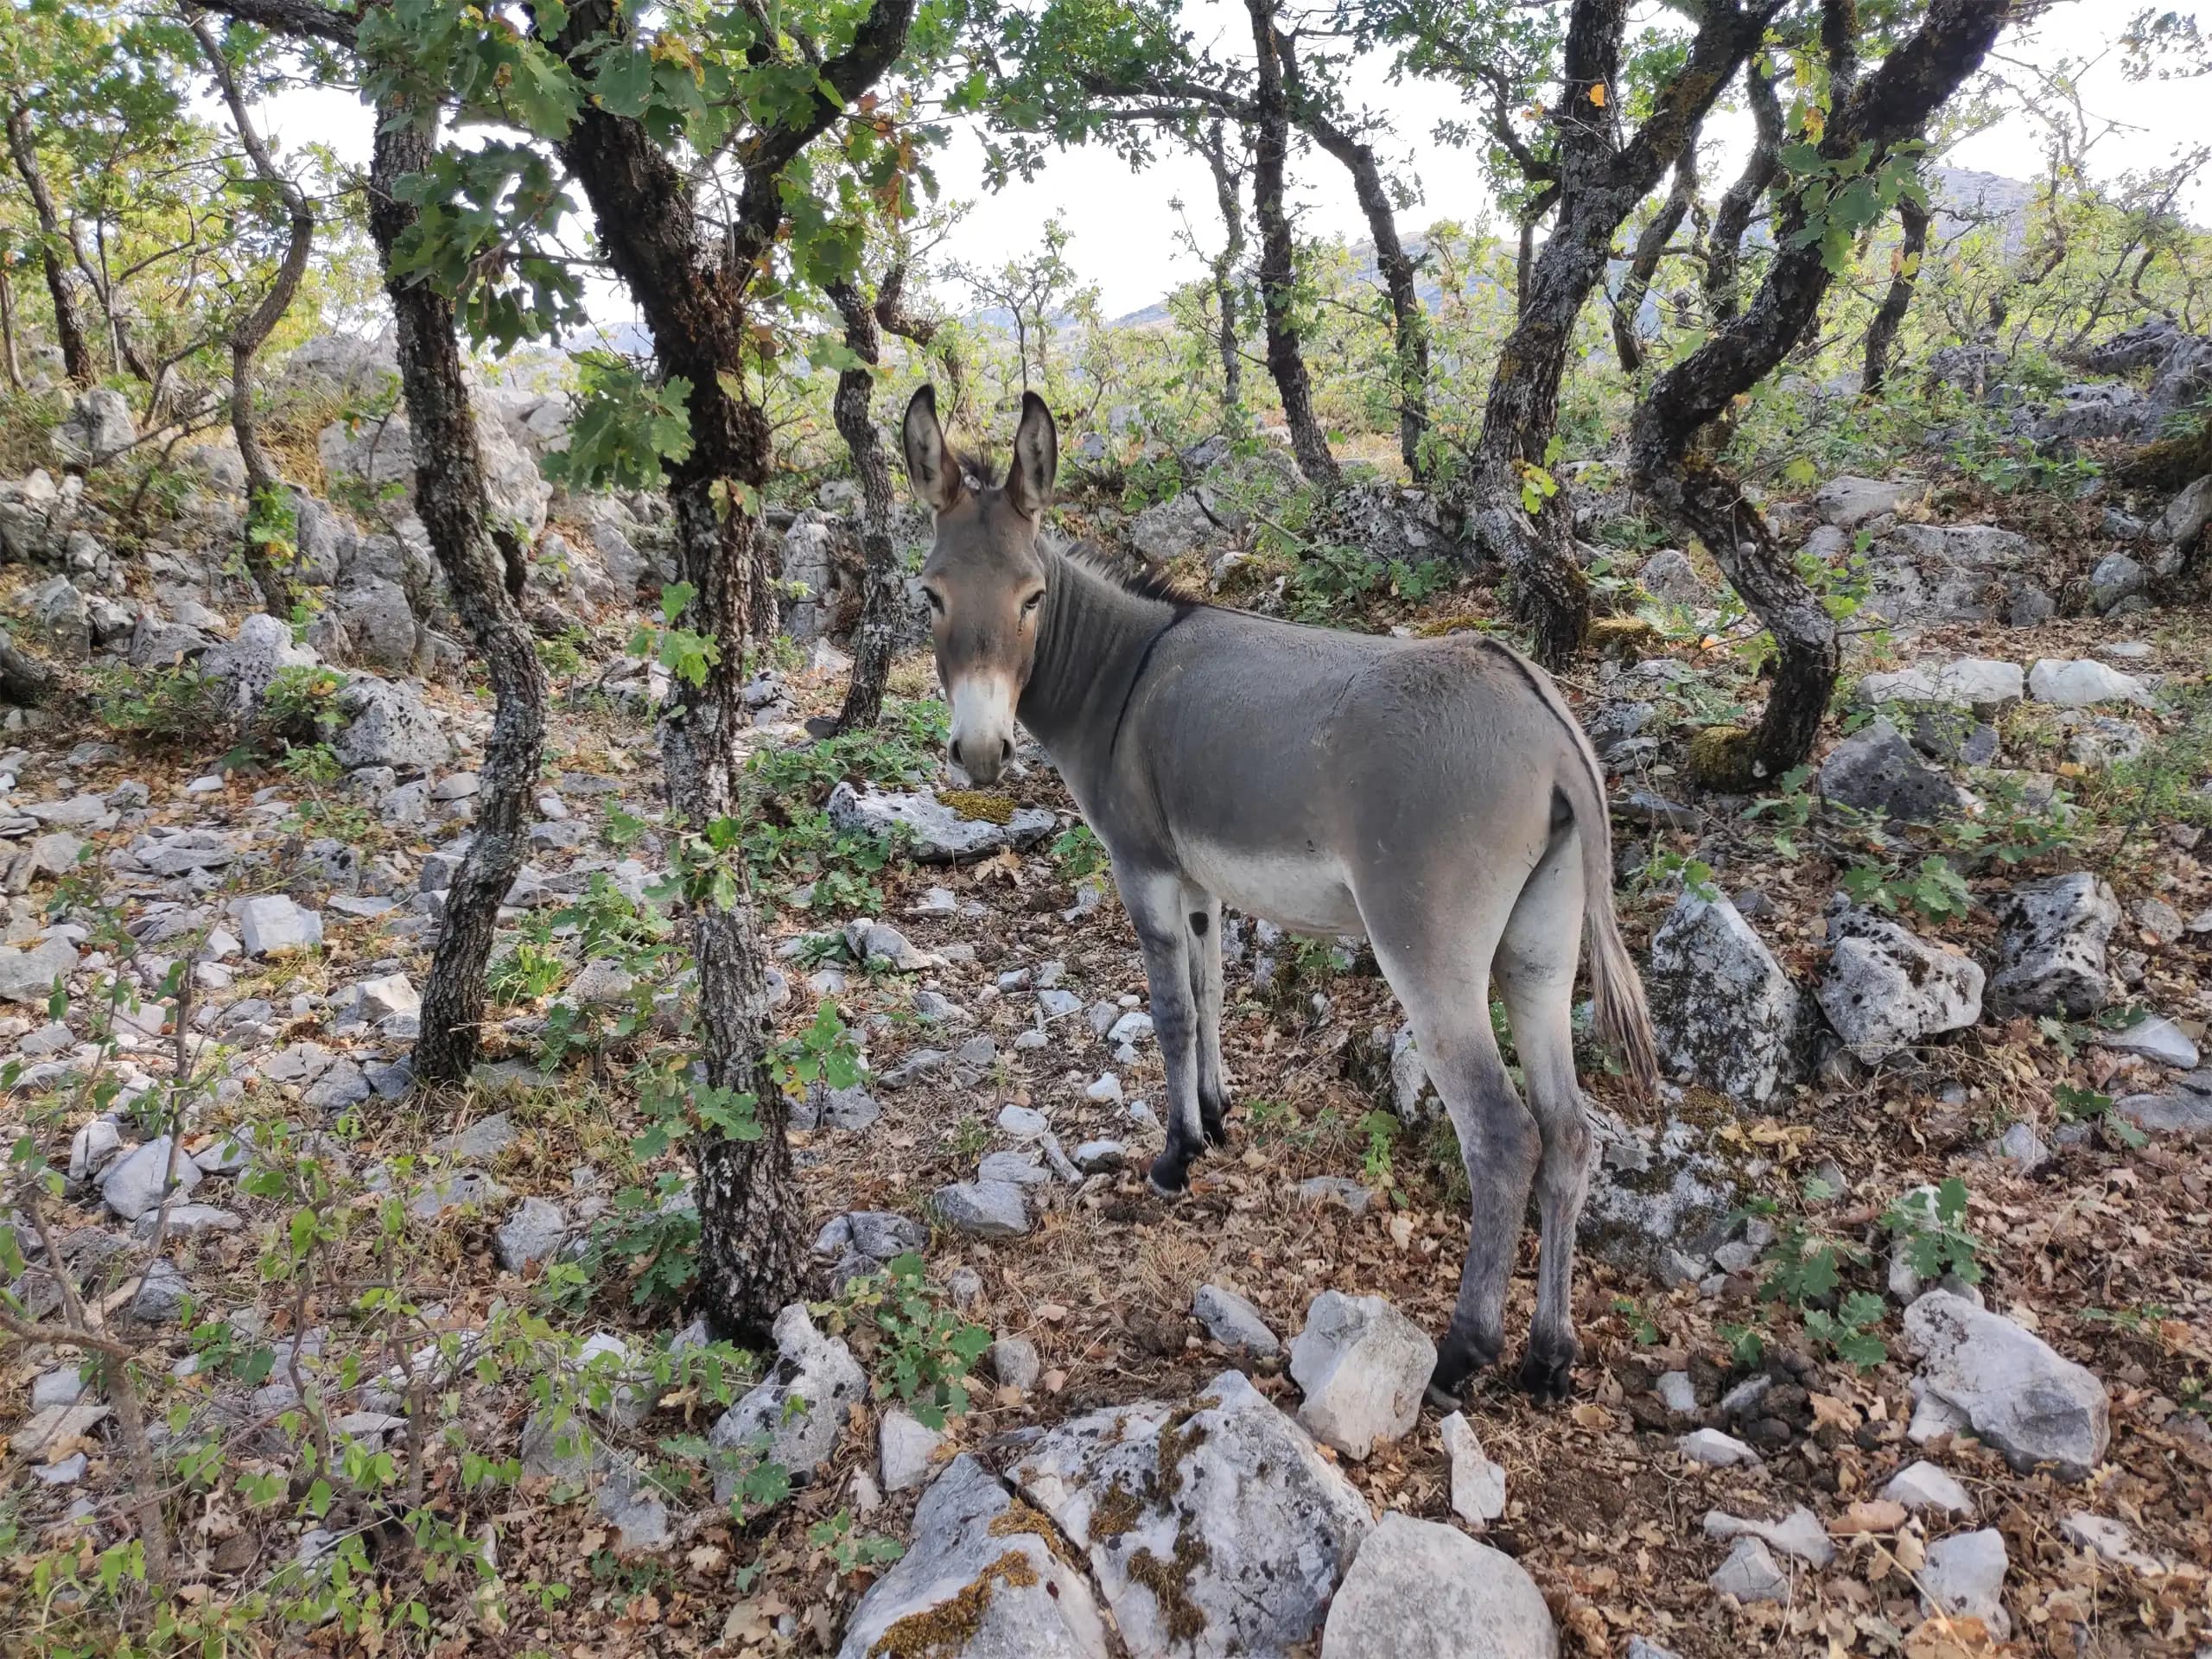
[1612,126,1700,373]
[546,0,918,1337]
[190,12,313,618]
[1200,120,1244,412]
[1280,34,1429,476]
[1632,0,2012,785]
[1704,60,1781,325]
[1243,0,1338,488]
[830,278,902,734]
[0,261,22,390]
[4,105,95,387]
[0,632,54,705]
[1462,0,1767,666]
[1861,191,1930,394]
[363,98,549,1086]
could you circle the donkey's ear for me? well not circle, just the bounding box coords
[1004,391,1058,519]
[901,385,963,514]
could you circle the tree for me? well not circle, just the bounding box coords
[979,0,1433,483]
[1630,0,2017,788]
[186,7,315,617]
[1704,57,1783,324]
[185,0,550,1090]
[2,104,96,385]
[1611,124,1699,373]
[1366,0,1779,664]
[835,225,950,734]
[1860,190,1929,392]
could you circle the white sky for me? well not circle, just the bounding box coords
[258,0,2208,322]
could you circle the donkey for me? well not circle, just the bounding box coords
[900,385,1656,1401]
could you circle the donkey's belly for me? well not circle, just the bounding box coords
[1179,838,1364,938]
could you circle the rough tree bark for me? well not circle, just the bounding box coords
[4,104,95,386]
[1200,119,1245,411]
[1704,59,1782,324]
[1611,125,1700,373]
[1243,0,1338,488]
[1861,191,1931,394]
[1631,0,2014,788]
[362,100,550,1086]
[829,276,900,734]
[548,0,914,1340]
[1279,32,1428,476]
[188,10,314,618]
[0,261,22,390]
[1461,0,1773,667]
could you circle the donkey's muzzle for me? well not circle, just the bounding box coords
[950,734,1013,785]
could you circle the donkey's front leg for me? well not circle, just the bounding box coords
[1121,870,1206,1194]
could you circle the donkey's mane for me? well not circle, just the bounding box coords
[1055,542,1207,608]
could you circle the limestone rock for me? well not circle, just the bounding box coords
[2027,658,2152,709]
[1989,873,2119,1019]
[1288,1289,1435,1459]
[1441,1411,1507,1525]
[836,1454,1110,1659]
[706,1304,864,1503]
[1013,1369,1371,1658]
[933,1179,1029,1238]
[1902,1290,2109,1479]
[2113,1068,2212,1137]
[237,895,323,957]
[1815,475,1923,527]
[1645,893,1801,1105]
[828,783,1057,863]
[1817,911,1983,1063]
[1322,1511,1555,1659]
[1920,1528,2011,1639]
[100,1136,200,1221]
[1191,1283,1280,1357]
[1882,1459,1974,1516]
[1820,719,1972,823]
[878,1407,944,1495]
[334,677,452,772]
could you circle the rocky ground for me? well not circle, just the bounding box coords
[2,329,2210,1658]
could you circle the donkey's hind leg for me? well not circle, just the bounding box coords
[1497,826,1596,1401]
[1184,888,1230,1147]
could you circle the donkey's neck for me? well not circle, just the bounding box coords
[1018,550,1184,785]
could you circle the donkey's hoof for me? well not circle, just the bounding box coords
[1424,1381,1466,1412]
[1145,1154,1192,1198]
[1516,1347,1577,1402]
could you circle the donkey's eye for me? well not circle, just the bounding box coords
[1020,592,1043,616]
[923,588,945,615]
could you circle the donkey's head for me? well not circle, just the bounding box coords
[901,385,1058,786]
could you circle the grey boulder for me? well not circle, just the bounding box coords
[1816,911,1983,1063]
[706,1303,864,1503]
[1013,1368,1370,1658]
[1902,1290,2108,1480]
[1322,1511,1555,1659]
[1988,873,2119,1019]
[836,1454,1109,1659]
[1288,1290,1435,1459]
[1644,893,1800,1105]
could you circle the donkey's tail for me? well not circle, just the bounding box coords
[1474,637,1657,1096]
[1570,773,1659,1100]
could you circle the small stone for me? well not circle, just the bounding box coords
[932,1179,1028,1237]
[236,895,323,957]
[496,1197,568,1272]
[945,1266,983,1308]
[1084,1071,1122,1103]
[1298,1174,1375,1215]
[1902,1290,2109,1479]
[1442,1412,1507,1525]
[877,1407,944,1495]
[1679,1427,1761,1467]
[2027,658,2152,709]
[990,1335,1041,1390]
[100,1136,200,1221]
[1709,1535,1789,1604]
[1920,1528,2011,1639]
[997,1103,1049,1138]
[2095,1014,2199,1070]
[1703,1505,1834,1568]
[705,1304,865,1503]
[977,1150,1050,1187]
[1656,1371,1698,1414]
[1882,1459,1974,1516]
[1192,1284,1281,1357]
[1321,1511,1556,1659]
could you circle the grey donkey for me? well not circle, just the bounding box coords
[900,385,1657,1401]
